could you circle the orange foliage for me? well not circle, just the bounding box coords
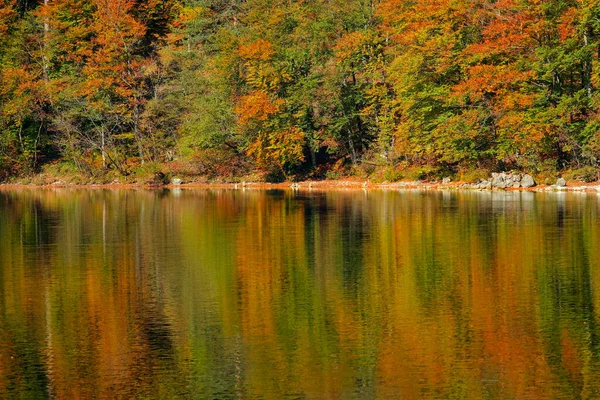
[0,0,16,37]
[234,90,282,126]
[557,7,578,42]
[238,39,275,61]
[453,65,534,102]
[334,31,368,61]
[75,0,146,103]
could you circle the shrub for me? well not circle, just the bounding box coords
[563,166,600,183]
[383,167,404,182]
[457,168,489,183]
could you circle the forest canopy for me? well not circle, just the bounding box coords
[2,0,600,183]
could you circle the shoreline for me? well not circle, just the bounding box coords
[2,179,600,193]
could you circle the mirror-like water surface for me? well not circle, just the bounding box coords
[1,188,600,399]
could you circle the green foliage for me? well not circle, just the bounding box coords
[383,167,404,183]
[458,169,491,184]
[563,166,600,183]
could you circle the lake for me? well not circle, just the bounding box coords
[1,188,599,399]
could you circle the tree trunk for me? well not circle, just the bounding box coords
[584,32,592,98]
[101,130,106,169]
[42,0,49,83]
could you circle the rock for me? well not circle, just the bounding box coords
[442,177,452,184]
[556,177,567,187]
[492,176,507,189]
[503,173,522,188]
[521,174,536,188]
[172,178,182,186]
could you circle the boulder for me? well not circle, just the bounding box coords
[172,178,182,186]
[442,177,452,184]
[492,176,507,189]
[556,177,567,187]
[521,174,536,188]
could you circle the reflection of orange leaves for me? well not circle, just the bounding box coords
[235,90,282,126]
[238,39,275,61]
[561,331,583,383]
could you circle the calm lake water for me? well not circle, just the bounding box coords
[1,188,600,399]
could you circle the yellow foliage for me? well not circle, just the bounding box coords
[334,31,367,62]
[177,6,206,23]
[247,127,306,171]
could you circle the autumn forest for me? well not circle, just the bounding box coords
[2,0,600,183]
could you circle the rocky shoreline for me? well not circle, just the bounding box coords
[453,172,585,192]
[458,172,536,190]
[3,174,600,193]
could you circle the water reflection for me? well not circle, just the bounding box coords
[0,188,600,398]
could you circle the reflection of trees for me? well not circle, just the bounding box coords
[0,189,600,398]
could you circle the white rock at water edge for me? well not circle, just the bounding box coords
[521,174,536,188]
